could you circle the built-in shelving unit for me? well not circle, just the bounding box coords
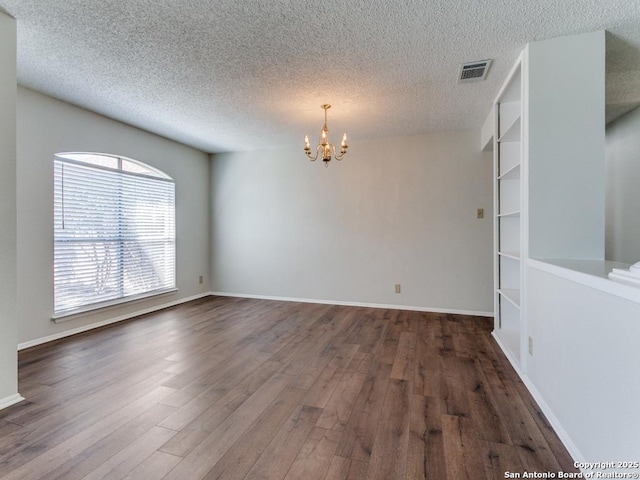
[489,30,606,375]
[483,31,624,464]
[493,56,524,366]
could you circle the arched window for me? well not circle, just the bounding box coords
[53,152,176,317]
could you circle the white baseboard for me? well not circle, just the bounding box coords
[18,293,212,351]
[492,332,585,466]
[210,291,493,317]
[0,393,25,411]
[19,291,491,351]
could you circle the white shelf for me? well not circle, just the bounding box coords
[498,251,520,260]
[481,110,493,151]
[493,54,524,369]
[499,142,521,174]
[498,288,521,308]
[498,210,520,218]
[498,115,521,143]
[496,298,521,361]
[499,217,520,255]
[498,162,521,181]
[499,179,520,214]
[497,65,522,103]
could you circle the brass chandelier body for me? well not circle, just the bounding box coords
[304,104,348,166]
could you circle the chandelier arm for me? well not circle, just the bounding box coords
[333,144,347,161]
[305,145,321,162]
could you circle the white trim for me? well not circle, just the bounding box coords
[492,332,585,466]
[19,292,211,351]
[53,288,179,322]
[0,393,25,411]
[209,291,494,317]
[21,291,493,351]
[55,154,174,182]
[528,259,640,305]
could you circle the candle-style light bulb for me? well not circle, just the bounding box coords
[304,134,310,149]
[341,133,348,147]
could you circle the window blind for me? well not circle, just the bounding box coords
[54,155,176,316]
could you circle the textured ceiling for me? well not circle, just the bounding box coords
[1,0,640,153]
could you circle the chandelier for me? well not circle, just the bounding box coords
[304,104,348,166]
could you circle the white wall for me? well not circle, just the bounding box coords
[606,106,640,264]
[17,87,211,345]
[527,30,605,260]
[211,130,493,314]
[0,11,20,408]
[526,264,640,463]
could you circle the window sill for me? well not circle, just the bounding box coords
[52,288,178,323]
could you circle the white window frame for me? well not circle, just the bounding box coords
[53,152,176,320]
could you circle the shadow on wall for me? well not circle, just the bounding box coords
[606,105,640,264]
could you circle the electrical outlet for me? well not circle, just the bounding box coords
[395,284,401,294]
[199,275,204,284]
[476,208,484,219]
[528,336,533,355]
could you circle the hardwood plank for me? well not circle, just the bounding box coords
[200,387,306,480]
[406,394,427,480]
[301,343,360,408]
[0,419,22,440]
[286,342,341,391]
[81,426,178,480]
[454,355,511,444]
[475,335,569,473]
[438,314,456,356]
[390,331,417,381]
[245,404,323,480]
[334,361,392,462]
[352,313,387,355]
[441,369,471,418]
[179,367,289,437]
[6,359,176,427]
[255,303,334,355]
[42,404,176,480]
[364,378,411,480]
[159,359,283,432]
[480,440,525,480]
[274,307,356,375]
[379,310,401,365]
[413,318,443,403]
[315,370,367,432]
[283,427,342,480]
[324,455,351,480]
[323,456,368,480]
[157,427,211,459]
[0,297,578,480]
[441,413,487,480]
[0,369,175,461]
[161,374,295,480]
[346,459,368,480]
[505,366,577,472]
[423,396,447,480]
[122,451,181,480]
[0,386,176,480]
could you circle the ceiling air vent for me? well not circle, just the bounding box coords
[458,60,492,83]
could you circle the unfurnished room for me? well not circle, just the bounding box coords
[0,1,639,479]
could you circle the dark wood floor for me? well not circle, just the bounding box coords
[0,296,578,479]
